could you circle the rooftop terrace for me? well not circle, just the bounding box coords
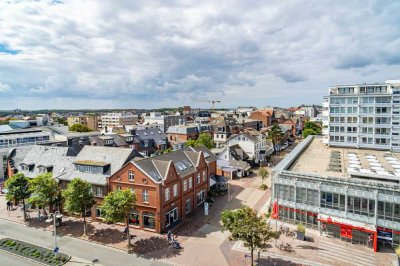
[289,137,400,182]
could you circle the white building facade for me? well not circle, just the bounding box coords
[98,112,138,129]
[326,80,400,151]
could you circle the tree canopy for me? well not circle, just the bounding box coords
[221,207,280,265]
[258,167,269,186]
[69,124,92,132]
[5,173,31,221]
[268,123,285,146]
[102,189,136,249]
[303,121,321,134]
[62,178,95,236]
[28,173,60,211]
[185,133,214,149]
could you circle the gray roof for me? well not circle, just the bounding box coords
[182,146,217,164]
[134,149,204,182]
[18,146,75,179]
[135,128,167,145]
[58,146,142,185]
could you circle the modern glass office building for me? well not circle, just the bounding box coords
[272,136,400,252]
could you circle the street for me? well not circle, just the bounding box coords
[0,249,41,266]
[0,219,169,266]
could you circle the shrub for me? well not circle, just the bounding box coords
[259,184,268,190]
[297,223,306,233]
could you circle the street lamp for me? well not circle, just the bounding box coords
[46,211,63,257]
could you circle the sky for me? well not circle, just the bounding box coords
[0,0,400,110]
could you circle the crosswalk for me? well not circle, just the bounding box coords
[317,240,377,266]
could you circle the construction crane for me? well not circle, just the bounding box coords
[198,100,221,112]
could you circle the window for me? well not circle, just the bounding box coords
[183,179,188,191]
[185,199,191,214]
[96,186,103,197]
[142,190,149,203]
[143,212,155,229]
[96,207,102,218]
[197,173,201,184]
[173,184,178,197]
[203,170,206,181]
[348,196,375,217]
[128,171,135,181]
[197,190,206,205]
[129,210,140,226]
[116,185,121,190]
[165,188,170,201]
[188,177,193,189]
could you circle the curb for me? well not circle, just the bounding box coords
[0,247,45,266]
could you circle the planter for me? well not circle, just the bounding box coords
[296,231,305,241]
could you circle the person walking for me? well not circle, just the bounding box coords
[167,230,172,243]
[6,201,11,211]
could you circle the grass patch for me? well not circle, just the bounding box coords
[0,238,70,265]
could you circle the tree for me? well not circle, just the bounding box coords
[185,139,197,148]
[303,121,321,134]
[268,123,284,154]
[185,133,214,149]
[5,173,31,221]
[221,207,280,266]
[302,128,318,138]
[28,173,60,213]
[195,133,214,149]
[56,117,68,126]
[69,124,92,132]
[102,189,136,250]
[62,178,95,236]
[258,167,268,186]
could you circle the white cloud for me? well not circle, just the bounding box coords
[0,82,11,92]
[0,0,399,109]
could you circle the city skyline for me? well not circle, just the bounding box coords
[1,0,400,109]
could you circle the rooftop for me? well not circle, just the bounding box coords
[289,137,400,183]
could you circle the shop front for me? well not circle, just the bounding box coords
[318,214,377,252]
[277,205,318,228]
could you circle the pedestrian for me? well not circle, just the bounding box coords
[6,201,11,211]
[167,230,172,243]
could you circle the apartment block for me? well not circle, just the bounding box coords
[67,115,99,131]
[326,80,400,151]
[98,112,138,129]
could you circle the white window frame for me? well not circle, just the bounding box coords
[189,177,193,189]
[197,173,200,184]
[142,189,149,203]
[96,186,103,196]
[128,171,135,181]
[183,179,188,191]
[165,188,170,201]
[173,184,178,197]
[203,170,206,181]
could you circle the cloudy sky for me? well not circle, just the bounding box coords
[0,0,399,110]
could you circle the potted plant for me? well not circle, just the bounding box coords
[296,223,306,241]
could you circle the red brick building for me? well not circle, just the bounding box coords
[248,109,274,128]
[108,147,217,233]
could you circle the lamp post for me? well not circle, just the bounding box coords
[46,211,63,257]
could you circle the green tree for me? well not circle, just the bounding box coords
[258,167,268,186]
[303,121,321,134]
[5,173,31,221]
[102,189,136,250]
[302,128,318,138]
[28,173,60,212]
[268,123,285,154]
[195,133,214,149]
[62,178,95,236]
[185,139,197,148]
[221,207,280,266]
[69,124,92,132]
[56,117,68,126]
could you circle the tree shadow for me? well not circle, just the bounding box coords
[88,228,127,245]
[296,244,320,250]
[57,220,95,238]
[131,236,182,259]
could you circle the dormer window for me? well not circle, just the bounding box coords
[105,139,113,145]
[38,166,47,173]
[126,137,133,142]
